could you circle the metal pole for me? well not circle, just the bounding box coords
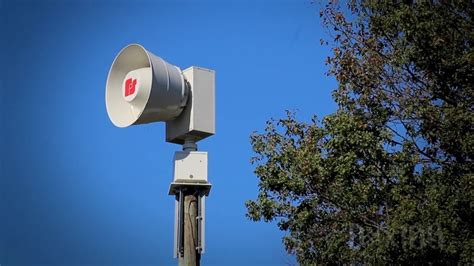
[178,189,184,257]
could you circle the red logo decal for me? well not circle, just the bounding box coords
[125,78,137,97]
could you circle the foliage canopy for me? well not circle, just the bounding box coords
[246,1,473,264]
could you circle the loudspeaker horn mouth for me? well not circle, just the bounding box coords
[105,44,187,127]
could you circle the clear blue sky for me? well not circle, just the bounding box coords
[1,0,336,265]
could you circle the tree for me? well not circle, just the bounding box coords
[246,1,473,264]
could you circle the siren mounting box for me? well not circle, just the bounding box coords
[168,151,211,196]
[173,151,208,183]
[166,67,215,144]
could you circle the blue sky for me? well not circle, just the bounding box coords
[1,0,336,265]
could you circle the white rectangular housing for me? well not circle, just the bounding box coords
[166,66,215,144]
[173,151,208,183]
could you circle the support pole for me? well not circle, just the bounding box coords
[179,190,200,266]
[178,138,200,266]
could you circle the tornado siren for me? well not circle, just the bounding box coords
[105,43,215,260]
[105,44,215,143]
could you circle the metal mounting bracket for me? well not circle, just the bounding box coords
[172,187,209,258]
